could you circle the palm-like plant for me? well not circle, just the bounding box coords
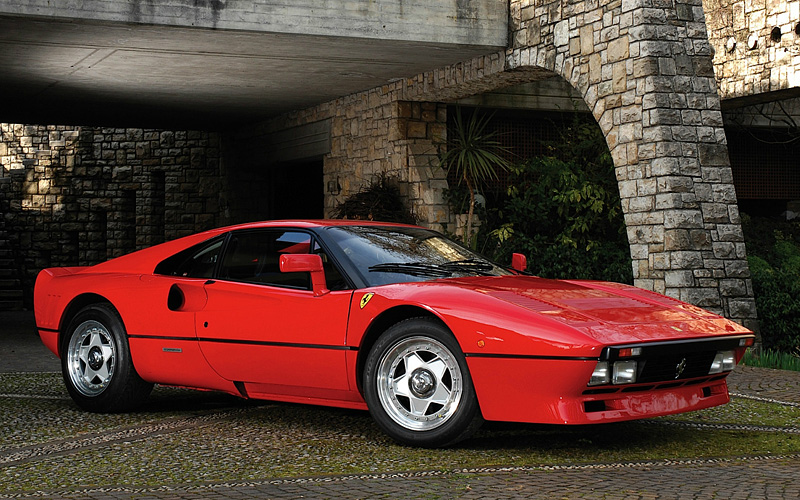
[438,107,510,246]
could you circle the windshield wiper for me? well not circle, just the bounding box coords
[439,259,495,275]
[368,262,453,278]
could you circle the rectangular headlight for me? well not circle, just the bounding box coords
[709,350,736,374]
[588,361,610,386]
[612,360,638,385]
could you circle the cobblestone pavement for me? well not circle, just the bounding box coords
[728,365,800,405]
[2,311,799,499]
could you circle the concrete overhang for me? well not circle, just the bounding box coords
[0,1,508,129]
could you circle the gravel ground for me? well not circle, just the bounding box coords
[2,311,800,499]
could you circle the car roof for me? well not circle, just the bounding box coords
[215,219,421,232]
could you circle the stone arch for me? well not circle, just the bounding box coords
[500,0,755,327]
[381,3,756,327]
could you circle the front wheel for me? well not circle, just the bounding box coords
[363,318,482,447]
[61,303,153,412]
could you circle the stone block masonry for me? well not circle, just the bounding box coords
[0,124,228,306]
[502,0,757,330]
[703,0,800,99]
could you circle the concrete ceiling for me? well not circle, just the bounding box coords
[0,14,505,130]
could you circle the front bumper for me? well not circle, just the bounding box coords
[467,357,732,425]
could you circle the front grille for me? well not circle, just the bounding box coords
[638,351,717,383]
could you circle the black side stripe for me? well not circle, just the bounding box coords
[128,334,192,341]
[37,327,59,334]
[128,334,357,351]
[199,338,358,351]
[465,353,598,361]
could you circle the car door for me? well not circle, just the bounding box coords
[197,229,354,396]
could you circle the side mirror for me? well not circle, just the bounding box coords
[279,254,330,297]
[511,253,527,273]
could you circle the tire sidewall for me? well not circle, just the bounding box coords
[363,318,481,447]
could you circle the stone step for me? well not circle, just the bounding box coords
[0,289,23,299]
[0,299,24,311]
[0,268,15,277]
[0,278,21,288]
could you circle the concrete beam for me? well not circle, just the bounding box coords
[0,0,507,47]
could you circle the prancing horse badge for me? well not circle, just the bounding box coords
[360,292,375,309]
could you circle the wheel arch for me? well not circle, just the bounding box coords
[355,305,451,395]
[57,293,117,355]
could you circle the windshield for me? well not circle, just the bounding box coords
[325,226,511,286]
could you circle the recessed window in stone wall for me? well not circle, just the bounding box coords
[771,27,782,43]
[147,171,166,247]
[726,128,800,200]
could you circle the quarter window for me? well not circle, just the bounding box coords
[154,237,224,278]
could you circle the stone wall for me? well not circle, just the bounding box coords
[703,0,800,99]
[0,124,228,305]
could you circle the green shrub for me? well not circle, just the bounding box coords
[742,215,800,356]
[458,114,632,284]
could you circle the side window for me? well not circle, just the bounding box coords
[154,237,224,278]
[219,230,312,290]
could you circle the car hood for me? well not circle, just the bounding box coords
[441,275,749,345]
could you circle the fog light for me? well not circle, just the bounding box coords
[588,361,610,386]
[709,350,736,374]
[613,360,638,385]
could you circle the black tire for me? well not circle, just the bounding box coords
[363,317,483,447]
[61,303,153,412]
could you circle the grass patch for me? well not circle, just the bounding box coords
[742,348,800,372]
[1,373,799,493]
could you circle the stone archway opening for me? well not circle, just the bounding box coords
[435,76,633,284]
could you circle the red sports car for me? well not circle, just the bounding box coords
[35,220,754,447]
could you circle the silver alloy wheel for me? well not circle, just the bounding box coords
[66,320,116,397]
[376,336,463,431]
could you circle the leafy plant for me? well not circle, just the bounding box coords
[742,347,800,372]
[741,214,800,356]
[438,107,510,247]
[462,112,632,283]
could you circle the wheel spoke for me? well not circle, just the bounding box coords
[408,394,430,416]
[405,352,425,373]
[426,357,448,380]
[429,381,452,406]
[392,371,411,398]
[91,362,111,383]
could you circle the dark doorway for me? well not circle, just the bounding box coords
[228,158,324,222]
[269,159,324,219]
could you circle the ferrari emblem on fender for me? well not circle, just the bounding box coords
[360,292,375,309]
[675,358,687,379]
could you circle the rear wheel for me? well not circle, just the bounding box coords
[363,318,482,447]
[62,303,153,412]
